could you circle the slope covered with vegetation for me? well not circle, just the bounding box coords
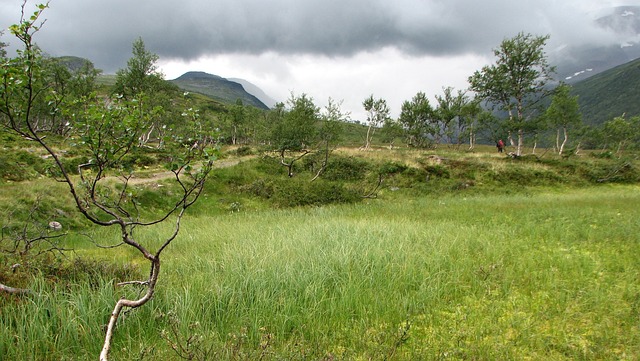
[170,71,269,110]
[571,56,640,126]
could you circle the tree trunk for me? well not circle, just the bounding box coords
[516,129,524,156]
[363,124,374,150]
[100,258,160,361]
[468,131,475,150]
[232,125,237,145]
[559,127,568,155]
[0,282,32,295]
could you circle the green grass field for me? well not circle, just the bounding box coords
[1,183,639,360]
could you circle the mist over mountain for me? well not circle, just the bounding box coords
[554,6,640,83]
[228,78,278,108]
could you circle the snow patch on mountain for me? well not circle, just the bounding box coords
[565,68,594,81]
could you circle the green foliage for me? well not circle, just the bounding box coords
[423,163,450,179]
[584,159,639,183]
[0,149,46,181]
[399,92,435,147]
[378,161,408,176]
[496,162,564,185]
[363,95,390,128]
[113,37,163,98]
[469,32,555,155]
[233,146,254,156]
[434,87,473,145]
[546,84,582,128]
[602,114,640,153]
[319,156,370,181]
[0,253,141,292]
[269,178,360,207]
[545,83,583,155]
[270,93,319,152]
[216,156,362,207]
[362,95,390,149]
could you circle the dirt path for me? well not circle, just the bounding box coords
[124,158,244,185]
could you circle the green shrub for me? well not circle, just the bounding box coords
[1,133,20,147]
[234,146,253,156]
[0,150,46,181]
[59,155,90,175]
[271,178,360,207]
[424,164,450,179]
[253,155,281,174]
[321,156,371,181]
[378,161,408,175]
[586,160,639,183]
[497,166,564,186]
[0,254,141,291]
[242,178,275,199]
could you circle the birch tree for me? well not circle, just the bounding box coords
[270,93,319,177]
[362,95,390,150]
[398,92,433,148]
[545,84,582,155]
[0,5,213,361]
[311,98,346,181]
[469,32,555,156]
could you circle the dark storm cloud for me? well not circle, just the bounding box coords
[0,0,621,72]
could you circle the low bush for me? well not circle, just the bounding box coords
[242,178,276,199]
[378,161,408,176]
[321,156,371,181]
[0,253,141,292]
[234,146,254,156]
[424,164,450,179]
[0,150,46,181]
[270,178,360,207]
[586,160,640,183]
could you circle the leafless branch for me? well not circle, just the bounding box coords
[362,174,384,199]
[0,282,32,296]
[116,280,149,287]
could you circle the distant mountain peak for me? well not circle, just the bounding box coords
[170,71,269,109]
[175,71,223,80]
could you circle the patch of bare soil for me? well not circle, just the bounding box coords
[117,158,246,185]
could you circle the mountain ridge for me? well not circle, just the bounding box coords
[228,77,278,108]
[571,56,640,125]
[169,71,269,109]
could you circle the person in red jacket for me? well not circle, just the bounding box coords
[496,139,505,153]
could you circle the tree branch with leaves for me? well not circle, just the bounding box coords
[1,4,215,360]
[469,32,555,156]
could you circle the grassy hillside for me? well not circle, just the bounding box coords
[571,57,640,126]
[170,71,269,110]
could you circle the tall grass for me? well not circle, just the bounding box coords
[1,185,639,359]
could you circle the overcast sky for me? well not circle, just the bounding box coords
[0,0,635,120]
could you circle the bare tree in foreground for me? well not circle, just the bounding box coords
[1,3,214,360]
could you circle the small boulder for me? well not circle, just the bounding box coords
[48,221,62,230]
